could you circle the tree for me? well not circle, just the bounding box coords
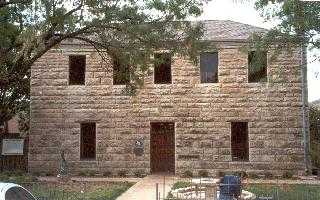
[253,0,320,51]
[0,0,209,127]
[309,105,320,169]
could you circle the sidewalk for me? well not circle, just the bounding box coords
[116,175,176,200]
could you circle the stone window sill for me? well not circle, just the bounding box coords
[80,159,96,162]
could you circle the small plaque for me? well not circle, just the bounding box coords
[133,139,144,156]
[2,139,24,155]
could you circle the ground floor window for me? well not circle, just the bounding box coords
[80,123,96,160]
[231,122,249,161]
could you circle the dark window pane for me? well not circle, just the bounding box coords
[248,51,267,82]
[231,122,249,161]
[200,52,219,83]
[113,58,130,85]
[69,55,86,85]
[80,123,96,160]
[5,187,36,200]
[154,53,172,84]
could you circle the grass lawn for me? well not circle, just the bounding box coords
[0,172,134,200]
[244,184,320,200]
[0,171,37,183]
[169,181,320,200]
[24,182,133,200]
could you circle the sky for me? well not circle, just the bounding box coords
[194,0,320,102]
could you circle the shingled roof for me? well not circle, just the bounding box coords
[200,20,268,41]
[61,20,268,45]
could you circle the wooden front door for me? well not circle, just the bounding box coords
[150,122,175,173]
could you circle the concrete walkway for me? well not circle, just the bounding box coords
[116,175,176,200]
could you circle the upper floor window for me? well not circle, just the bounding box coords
[113,58,130,85]
[69,55,86,85]
[154,53,172,84]
[200,52,219,83]
[80,122,96,160]
[248,51,267,83]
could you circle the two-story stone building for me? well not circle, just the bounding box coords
[29,20,306,176]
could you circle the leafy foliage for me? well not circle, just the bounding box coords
[182,170,193,178]
[117,169,128,178]
[198,169,209,177]
[18,106,30,135]
[281,171,294,179]
[246,0,320,71]
[254,0,320,50]
[309,105,320,168]
[0,0,209,125]
[171,181,192,190]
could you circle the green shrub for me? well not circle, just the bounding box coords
[198,170,209,177]
[77,171,87,177]
[172,181,192,190]
[263,171,273,179]
[166,191,174,198]
[182,170,193,178]
[87,170,96,177]
[237,171,248,178]
[32,171,42,177]
[44,171,54,176]
[248,172,259,179]
[103,171,112,177]
[217,171,225,177]
[282,171,294,179]
[224,171,247,178]
[118,170,127,178]
[14,170,25,176]
[134,170,145,178]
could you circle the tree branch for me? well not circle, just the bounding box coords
[0,0,30,8]
[71,36,112,64]
[63,2,83,18]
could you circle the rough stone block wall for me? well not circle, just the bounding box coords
[29,41,305,176]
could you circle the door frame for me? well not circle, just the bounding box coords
[149,121,176,174]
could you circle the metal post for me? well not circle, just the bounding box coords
[163,175,166,199]
[317,118,320,138]
[156,183,159,200]
[301,43,311,173]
